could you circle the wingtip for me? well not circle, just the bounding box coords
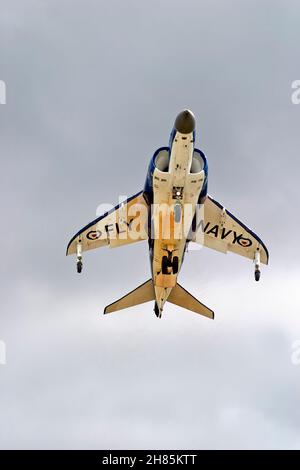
[66,238,72,256]
[66,240,73,256]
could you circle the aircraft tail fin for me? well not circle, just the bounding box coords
[104,279,155,314]
[168,283,214,319]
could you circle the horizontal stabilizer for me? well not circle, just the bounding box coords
[104,279,155,314]
[168,283,214,319]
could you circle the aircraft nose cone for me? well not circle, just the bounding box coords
[174,109,195,134]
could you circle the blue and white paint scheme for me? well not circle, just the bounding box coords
[67,110,269,319]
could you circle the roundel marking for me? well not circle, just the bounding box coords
[87,230,102,240]
[238,237,252,247]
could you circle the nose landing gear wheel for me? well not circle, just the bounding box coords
[255,269,260,281]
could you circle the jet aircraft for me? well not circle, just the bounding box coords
[66,110,268,318]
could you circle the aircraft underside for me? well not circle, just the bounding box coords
[66,110,269,319]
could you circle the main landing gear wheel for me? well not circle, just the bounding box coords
[162,256,169,274]
[172,256,179,274]
[162,254,179,274]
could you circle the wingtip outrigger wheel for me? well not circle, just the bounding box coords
[254,250,261,282]
[76,242,82,274]
[77,260,82,273]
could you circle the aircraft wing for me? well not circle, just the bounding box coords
[192,195,269,265]
[66,191,149,256]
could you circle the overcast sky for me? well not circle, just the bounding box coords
[0,0,300,449]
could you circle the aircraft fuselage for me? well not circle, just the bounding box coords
[144,110,208,316]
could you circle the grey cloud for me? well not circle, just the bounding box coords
[0,0,300,449]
